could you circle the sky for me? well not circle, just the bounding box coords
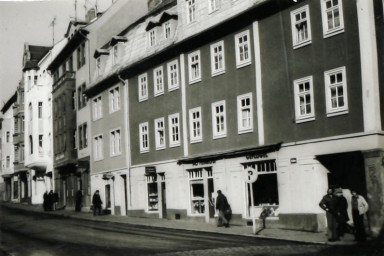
[0,0,113,111]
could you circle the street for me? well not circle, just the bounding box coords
[0,207,380,256]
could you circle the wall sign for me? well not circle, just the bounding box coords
[245,154,268,160]
[192,160,216,166]
[145,166,156,175]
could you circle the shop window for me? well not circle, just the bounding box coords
[147,175,158,212]
[13,180,18,199]
[188,169,204,215]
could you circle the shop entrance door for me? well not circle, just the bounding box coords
[208,178,215,218]
[63,180,67,206]
[161,182,167,218]
[105,184,111,209]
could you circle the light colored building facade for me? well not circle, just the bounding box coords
[84,0,384,235]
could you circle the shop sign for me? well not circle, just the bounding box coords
[244,167,258,183]
[145,166,156,175]
[245,153,268,160]
[192,160,216,166]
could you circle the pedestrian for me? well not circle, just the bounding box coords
[43,191,48,211]
[319,187,339,241]
[48,190,54,211]
[75,190,82,212]
[351,190,368,242]
[216,190,230,228]
[52,192,59,210]
[334,187,349,238]
[92,190,102,216]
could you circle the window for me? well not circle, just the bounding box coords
[153,66,164,96]
[27,76,31,90]
[168,113,180,147]
[188,169,206,215]
[14,119,19,134]
[212,100,227,139]
[189,107,202,143]
[73,129,77,149]
[110,129,121,156]
[167,60,179,91]
[188,51,201,84]
[38,102,43,119]
[109,86,120,113]
[164,22,171,39]
[28,103,32,121]
[149,29,156,47]
[93,95,102,120]
[6,156,10,168]
[77,83,87,109]
[21,116,24,132]
[112,45,118,65]
[237,93,253,133]
[147,175,158,212]
[210,41,225,76]
[321,0,344,37]
[187,0,196,23]
[6,131,9,143]
[294,76,315,123]
[77,43,86,68]
[39,135,43,154]
[155,118,166,150]
[324,67,348,116]
[93,134,103,161]
[29,135,33,154]
[72,90,76,110]
[209,0,219,13]
[291,5,312,48]
[96,57,101,76]
[34,75,38,86]
[235,30,251,68]
[138,73,148,102]
[20,91,24,104]
[20,144,24,162]
[139,122,149,153]
[78,123,88,149]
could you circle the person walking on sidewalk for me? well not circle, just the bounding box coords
[92,190,103,216]
[351,190,368,242]
[334,187,349,238]
[216,190,230,228]
[75,190,83,212]
[319,188,339,241]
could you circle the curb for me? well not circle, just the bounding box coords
[1,203,328,245]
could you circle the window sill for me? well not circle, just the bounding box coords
[109,108,120,114]
[326,109,348,117]
[154,91,165,97]
[293,40,312,50]
[208,8,219,15]
[138,97,148,103]
[156,146,166,151]
[213,134,227,140]
[211,70,225,77]
[189,78,202,85]
[94,158,104,162]
[168,85,179,92]
[93,117,103,122]
[236,61,251,69]
[110,152,122,158]
[169,143,181,148]
[140,149,149,154]
[238,128,253,135]
[295,116,315,123]
[190,138,202,144]
[146,210,159,214]
[323,28,344,39]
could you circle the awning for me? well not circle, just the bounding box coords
[177,142,282,165]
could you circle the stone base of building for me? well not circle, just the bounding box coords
[277,213,326,232]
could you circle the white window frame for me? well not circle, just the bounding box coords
[324,66,348,117]
[167,60,179,91]
[111,45,118,66]
[164,21,171,39]
[154,117,166,150]
[211,100,227,139]
[109,86,120,113]
[138,73,148,102]
[188,50,201,84]
[187,0,196,24]
[153,66,164,96]
[210,41,225,76]
[110,128,121,157]
[208,0,220,13]
[320,0,344,38]
[294,76,315,123]
[139,122,149,153]
[237,93,254,133]
[93,134,103,161]
[168,113,181,147]
[149,29,156,47]
[189,107,202,143]
[235,30,251,68]
[291,5,312,49]
[92,95,102,121]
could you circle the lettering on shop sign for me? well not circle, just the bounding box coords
[145,166,156,175]
[245,154,268,160]
[192,160,216,166]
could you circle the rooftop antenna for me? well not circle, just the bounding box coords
[49,17,56,46]
[74,0,78,21]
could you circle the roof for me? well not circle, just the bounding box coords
[23,45,52,71]
[1,92,17,114]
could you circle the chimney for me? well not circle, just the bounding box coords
[86,8,96,22]
[148,0,162,12]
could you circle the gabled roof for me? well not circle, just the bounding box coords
[65,20,88,38]
[23,45,52,71]
[1,92,17,114]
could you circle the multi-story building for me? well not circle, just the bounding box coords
[12,81,28,203]
[85,0,384,236]
[0,116,3,201]
[1,93,17,202]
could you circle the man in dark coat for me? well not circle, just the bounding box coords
[43,191,48,211]
[92,190,103,216]
[319,188,339,241]
[334,187,349,238]
[216,190,230,228]
[75,190,83,212]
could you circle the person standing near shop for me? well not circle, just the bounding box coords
[92,190,103,216]
[75,190,83,212]
[334,187,349,238]
[351,190,368,242]
[216,190,230,228]
[319,188,339,241]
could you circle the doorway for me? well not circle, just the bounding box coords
[161,182,167,218]
[208,178,215,218]
[105,184,111,209]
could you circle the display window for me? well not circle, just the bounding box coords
[188,169,204,215]
[146,175,158,212]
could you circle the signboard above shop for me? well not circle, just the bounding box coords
[145,166,156,175]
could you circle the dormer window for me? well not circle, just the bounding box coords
[209,0,220,13]
[111,45,118,66]
[149,29,156,47]
[164,21,171,39]
[187,0,196,24]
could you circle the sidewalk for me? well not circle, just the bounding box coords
[0,202,358,245]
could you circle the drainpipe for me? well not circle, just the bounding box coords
[118,73,132,212]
